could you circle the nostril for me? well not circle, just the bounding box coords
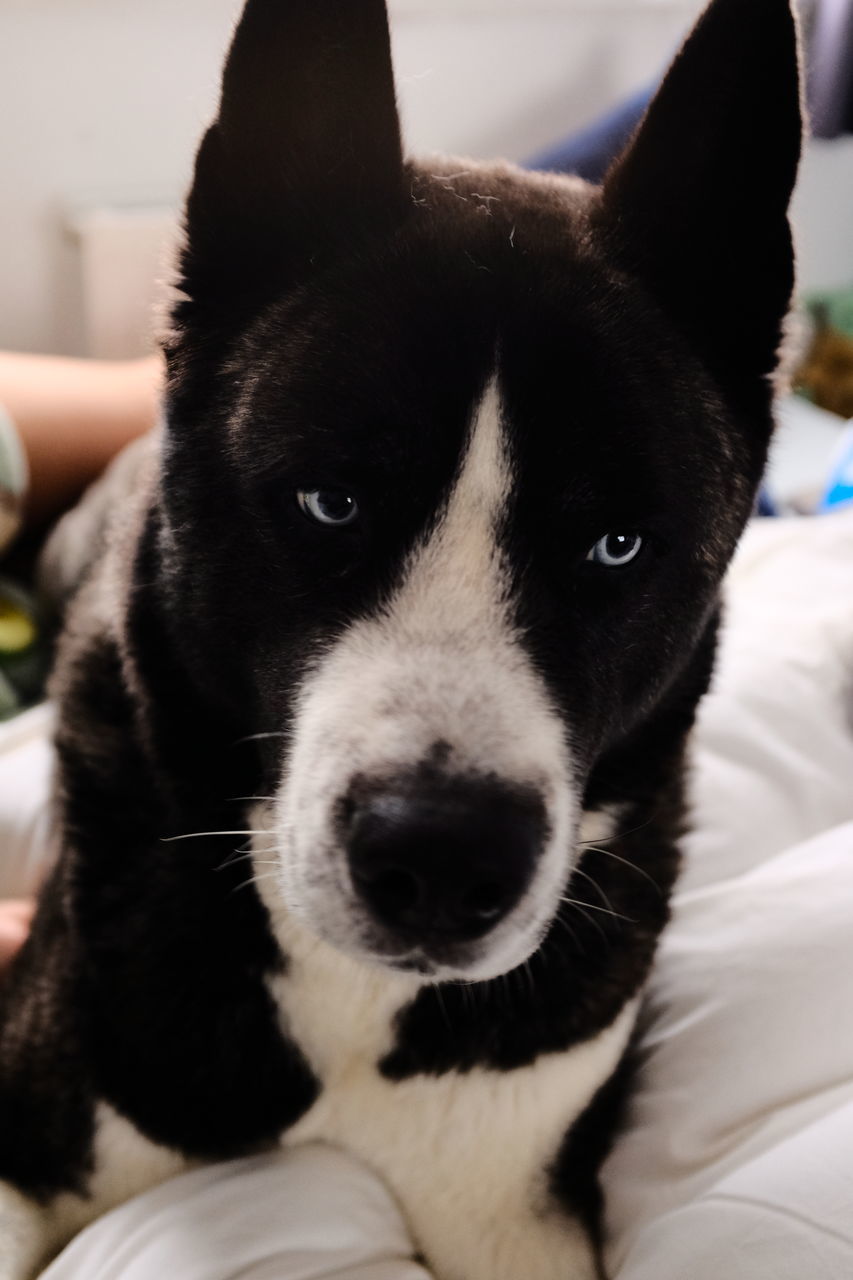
[354,864,423,919]
[460,882,507,923]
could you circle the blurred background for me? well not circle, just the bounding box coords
[1,0,851,362]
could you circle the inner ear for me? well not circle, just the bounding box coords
[179,0,406,308]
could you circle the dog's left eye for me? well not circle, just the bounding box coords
[586,532,644,567]
[297,489,359,527]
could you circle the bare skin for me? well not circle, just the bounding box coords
[0,351,162,972]
[0,900,34,972]
[0,353,160,526]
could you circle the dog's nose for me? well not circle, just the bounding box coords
[346,777,546,943]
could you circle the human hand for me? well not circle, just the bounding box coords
[0,898,34,971]
[0,352,161,527]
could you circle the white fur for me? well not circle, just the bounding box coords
[49,1104,189,1248]
[271,376,578,979]
[578,806,623,849]
[257,891,636,1280]
[0,1105,190,1277]
[0,1183,45,1280]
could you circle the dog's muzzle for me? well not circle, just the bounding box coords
[343,773,547,950]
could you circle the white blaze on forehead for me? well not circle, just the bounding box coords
[281,374,554,784]
[394,375,510,638]
[271,373,577,976]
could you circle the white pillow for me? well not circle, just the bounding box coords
[606,825,853,1280]
[41,1144,430,1280]
[606,508,853,1278]
[685,510,853,890]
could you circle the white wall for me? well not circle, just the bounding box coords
[2,0,850,357]
[2,0,238,355]
[392,1,701,160]
[792,137,853,294]
[0,0,702,355]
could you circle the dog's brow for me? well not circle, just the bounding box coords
[389,375,512,634]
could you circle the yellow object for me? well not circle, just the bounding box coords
[0,597,36,654]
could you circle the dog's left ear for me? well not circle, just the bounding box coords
[599,0,802,389]
[179,0,405,309]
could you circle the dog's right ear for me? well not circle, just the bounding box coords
[179,0,405,309]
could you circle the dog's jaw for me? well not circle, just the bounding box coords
[261,378,578,982]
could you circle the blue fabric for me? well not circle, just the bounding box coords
[525,0,853,169]
[756,491,778,519]
[524,85,653,184]
[809,0,853,138]
[819,425,853,511]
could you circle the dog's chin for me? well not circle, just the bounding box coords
[331,931,547,985]
[286,891,553,985]
[374,942,543,985]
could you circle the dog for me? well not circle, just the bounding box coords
[0,0,802,1276]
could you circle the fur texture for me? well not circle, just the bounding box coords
[0,1,801,1277]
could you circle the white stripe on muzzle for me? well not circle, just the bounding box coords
[267,376,578,979]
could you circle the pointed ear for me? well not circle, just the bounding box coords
[179,0,405,307]
[599,0,803,387]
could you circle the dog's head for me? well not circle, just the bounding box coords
[161,0,801,981]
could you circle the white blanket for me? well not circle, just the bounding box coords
[2,512,852,1279]
[605,511,853,1278]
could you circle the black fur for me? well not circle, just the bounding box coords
[0,0,801,1271]
[551,1039,642,1246]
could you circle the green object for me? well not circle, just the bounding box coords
[0,403,27,553]
[0,596,36,653]
[0,579,49,718]
[804,286,853,339]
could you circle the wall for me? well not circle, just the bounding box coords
[0,0,701,355]
[2,0,850,357]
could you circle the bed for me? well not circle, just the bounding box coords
[2,510,852,1279]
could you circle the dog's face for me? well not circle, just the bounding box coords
[162,0,800,980]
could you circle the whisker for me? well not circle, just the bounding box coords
[433,983,453,1035]
[559,894,634,925]
[161,830,271,843]
[574,813,655,848]
[216,852,278,873]
[568,865,628,919]
[233,870,281,895]
[515,958,536,1002]
[549,912,584,955]
[584,845,663,895]
[558,898,609,945]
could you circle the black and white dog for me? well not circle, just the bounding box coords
[0,0,801,1276]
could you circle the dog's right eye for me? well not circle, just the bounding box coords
[297,489,359,527]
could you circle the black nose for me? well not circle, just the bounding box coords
[345,775,546,944]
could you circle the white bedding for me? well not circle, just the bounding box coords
[605,510,853,1278]
[3,511,853,1279]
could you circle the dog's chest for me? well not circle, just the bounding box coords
[266,911,634,1280]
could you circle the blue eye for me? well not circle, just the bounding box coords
[586,532,643,567]
[297,489,359,527]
